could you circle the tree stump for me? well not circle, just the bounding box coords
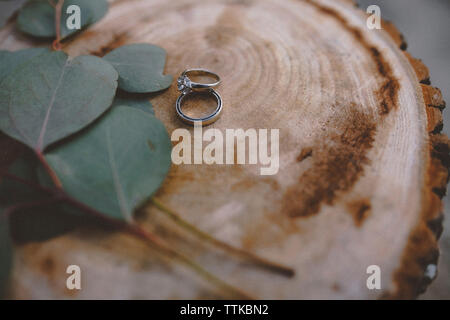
[0,0,448,299]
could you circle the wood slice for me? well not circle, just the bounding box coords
[1,0,448,299]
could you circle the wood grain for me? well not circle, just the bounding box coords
[0,0,448,299]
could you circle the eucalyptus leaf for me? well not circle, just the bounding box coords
[45,106,172,221]
[0,210,12,298]
[18,0,89,38]
[0,0,27,29]
[18,0,57,38]
[103,44,173,93]
[17,0,108,39]
[0,152,45,204]
[0,51,118,152]
[76,0,108,23]
[0,48,50,82]
[0,153,89,244]
[9,204,89,244]
[111,96,154,115]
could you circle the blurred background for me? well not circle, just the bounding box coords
[357,0,450,299]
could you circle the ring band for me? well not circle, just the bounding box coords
[176,88,223,126]
[177,68,221,92]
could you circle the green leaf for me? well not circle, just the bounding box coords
[0,152,45,204]
[17,0,56,38]
[0,153,89,244]
[18,0,89,38]
[0,48,50,83]
[0,0,27,29]
[45,106,172,221]
[9,204,89,244]
[76,0,108,23]
[111,96,154,115]
[0,209,12,299]
[103,44,173,93]
[17,0,108,39]
[0,51,118,152]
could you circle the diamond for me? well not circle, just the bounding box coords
[177,75,192,93]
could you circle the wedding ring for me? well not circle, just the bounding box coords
[176,88,223,126]
[177,68,221,92]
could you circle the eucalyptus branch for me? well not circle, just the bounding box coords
[1,172,56,195]
[3,197,64,218]
[52,0,64,51]
[151,197,295,278]
[122,222,252,299]
[1,171,252,299]
[59,193,251,299]
[35,151,63,189]
[47,0,57,8]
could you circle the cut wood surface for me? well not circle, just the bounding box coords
[0,0,448,299]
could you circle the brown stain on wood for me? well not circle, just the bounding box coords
[88,32,128,57]
[302,1,448,297]
[297,147,313,162]
[282,1,401,219]
[346,199,371,227]
[332,283,341,292]
[40,256,55,275]
[19,243,80,297]
[296,2,448,296]
[283,105,376,218]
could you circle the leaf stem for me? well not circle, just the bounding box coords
[48,0,57,8]
[1,172,252,299]
[35,151,63,189]
[151,197,295,278]
[52,0,64,51]
[1,172,58,195]
[3,197,63,218]
[58,193,252,299]
[124,223,252,299]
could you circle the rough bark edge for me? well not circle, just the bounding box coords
[379,16,449,299]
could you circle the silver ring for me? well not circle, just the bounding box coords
[177,68,221,92]
[176,88,223,126]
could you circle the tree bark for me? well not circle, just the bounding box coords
[0,0,448,299]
